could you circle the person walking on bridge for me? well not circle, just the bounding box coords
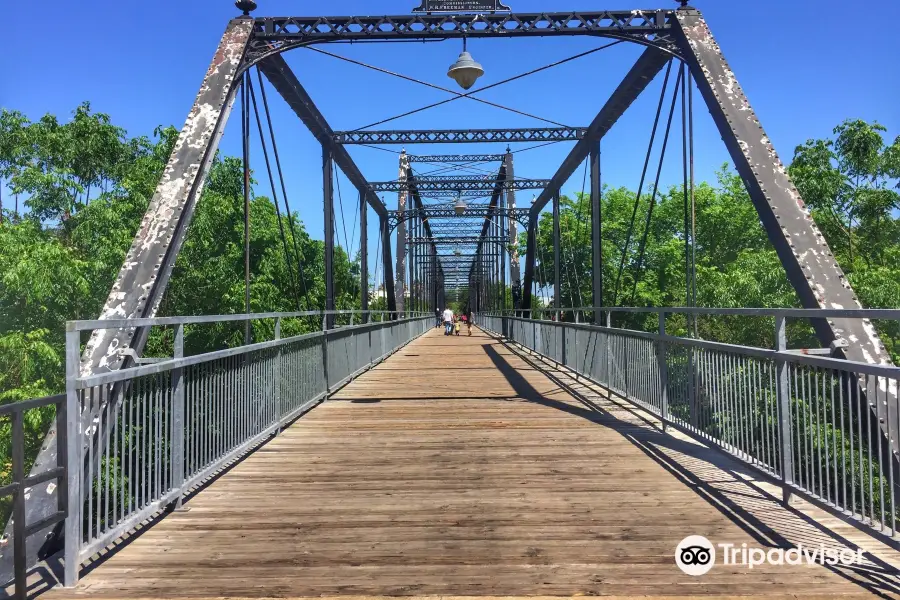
[442,307,454,336]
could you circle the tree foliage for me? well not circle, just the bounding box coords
[0,105,361,490]
[527,119,899,355]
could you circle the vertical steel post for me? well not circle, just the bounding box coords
[274,318,282,432]
[590,143,603,324]
[381,216,397,316]
[242,73,252,344]
[172,324,186,509]
[12,411,25,599]
[657,312,669,432]
[64,328,81,587]
[323,146,335,329]
[501,194,507,310]
[322,314,330,396]
[775,316,794,504]
[359,190,368,320]
[394,151,409,314]
[553,191,561,318]
[505,150,521,314]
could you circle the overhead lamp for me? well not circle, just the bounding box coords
[454,193,468,216]
[447,38,484,91]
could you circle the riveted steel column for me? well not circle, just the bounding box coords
[323,146,335,329]
[359,190,368,319]
[553,191,561,317]
[674,7,897,451]
[395,151,409,314]
[505,151,521,313]
[590,143,603,324]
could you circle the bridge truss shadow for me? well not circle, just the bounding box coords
[480,334,900,598]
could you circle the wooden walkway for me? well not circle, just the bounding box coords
[44,328,900,598]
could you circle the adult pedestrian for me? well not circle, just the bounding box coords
[442,307,454,335]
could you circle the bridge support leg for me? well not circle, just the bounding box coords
[674,7,897,453]
[359,190,368,321]
[590,144,602,325]
[323,146,335,329]
[553,191,561,319]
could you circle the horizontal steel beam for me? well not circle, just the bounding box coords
[247,12,676,62]
[372,178,549,193]
[389,206,530,230]
[408,154,506,163]
[408,237,507,244]
[334,127,586,145]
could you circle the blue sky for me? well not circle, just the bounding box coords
[3,0,898,287]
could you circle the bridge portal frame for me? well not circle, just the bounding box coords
[16,3,895,593]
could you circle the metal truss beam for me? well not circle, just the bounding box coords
[408,154,505,163]
[7,18,257,586]
[245,11,678,64]
[408,237,507,245]
[372,177,549,193]
[388,206,529,231]
[335,127,586,145]
[416,191,495,200]
[256,52,396,313]
[674,8,898,453]
[522,46,670,312]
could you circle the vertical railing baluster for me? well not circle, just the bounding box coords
[172,325,186,510]
[775,316,794,505]
[657,312,669,430]
[64,327,81,587]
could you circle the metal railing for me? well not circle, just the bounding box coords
[0,394,67,599]
[53,310,430,588]
[479,307,900,539]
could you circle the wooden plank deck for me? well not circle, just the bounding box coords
[43,328,900,599]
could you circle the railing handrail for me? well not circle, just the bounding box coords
[481,313,900,378]
[485,306,900,319]
[67,310,433,332]
[75,315,434,388]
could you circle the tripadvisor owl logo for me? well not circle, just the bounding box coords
[675,535,865,575]
[675,535,715,576]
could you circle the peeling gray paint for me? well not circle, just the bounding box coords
[0,18,254,586]
[674,8,897,453]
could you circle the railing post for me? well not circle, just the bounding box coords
[171,324,186,510]
[63,327,81,587]
[274,318,282,434]
[775,316,794,505]
[657,312,669,432]
[322,314,330,397]
[605,311,612,387]
[12,410,25,598]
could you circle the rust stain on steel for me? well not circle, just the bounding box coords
[81,18,254,377]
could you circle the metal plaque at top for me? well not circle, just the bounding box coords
[412,0,511,13]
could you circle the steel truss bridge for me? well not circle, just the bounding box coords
[4,3,900,599]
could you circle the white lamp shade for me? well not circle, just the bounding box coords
[447,51,484,90]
